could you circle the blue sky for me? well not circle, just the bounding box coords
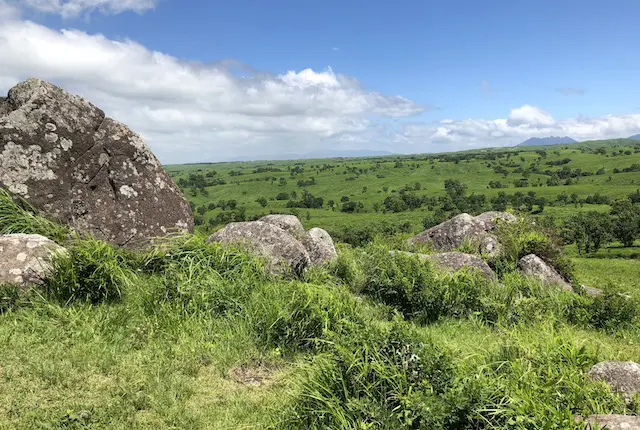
[1,0,640,162]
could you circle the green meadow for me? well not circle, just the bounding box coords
[1,139,639,429]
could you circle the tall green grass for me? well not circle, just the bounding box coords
[0,188,69,243]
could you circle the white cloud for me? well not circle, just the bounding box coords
[18,0,156,17]
[507,105,555,128]
[400,107,640,152]
[0,0,20,20]
[0,19,423,162]
[0,17,639,163]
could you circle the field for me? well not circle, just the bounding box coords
[166,139,640,235]
[1,139,640,429]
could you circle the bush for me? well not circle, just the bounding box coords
[282,319,464,429]
[248,282,362,352]
[493,217,574,281]
[43,239,133,304]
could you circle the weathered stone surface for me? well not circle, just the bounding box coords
[581,284,604,298]
[474,211,517,231]
[425,252,496,280]
[0,79,193,248]
[579,415,640,429]
[389,250,495,280]
[589,361,640,402]
[519,254,573,292]
[0,234,66,288]
[259,214,304,237]
[207,221,311,276]
[409,211,517,254]
[302,227,337,266]
[409,213,486,251]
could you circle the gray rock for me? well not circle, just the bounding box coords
[579,415,640,429]
[519,254,573,292]
[479,234,501,257]
[0,234,66,289]
[474,211,518,231]
[0,79,193,248]
[426,252,496,280]
[259,214,304,237]
[581,284,604,298]
[389,250,495,280]
[302,227,337,266]
[589,361,640,403]
[207,221,311,276]
[408,213,486,251]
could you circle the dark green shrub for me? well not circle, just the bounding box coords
[0,284,21,313]
[587,289,638,330]
[248,282,362,352]
[43,239,132,304]
[282,320,463,429]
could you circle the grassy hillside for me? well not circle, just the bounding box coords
[166,139,640,237]
[1,140,640,429]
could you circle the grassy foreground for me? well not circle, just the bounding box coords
[1,193,640,429]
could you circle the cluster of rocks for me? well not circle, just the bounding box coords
[406,211,603,296]
[207,214,337,276]
[573,361,640,428]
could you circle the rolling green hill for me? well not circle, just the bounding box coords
[166,139,640,236]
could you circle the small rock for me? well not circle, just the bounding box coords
[0,234,66,289]
[207,221,311,276]
[589,361,640,403]
[302,227,337,266]
[578,414,640,429]
[519,254,573,292]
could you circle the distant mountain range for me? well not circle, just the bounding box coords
[629,134,640,141]
[227,149,395,162]
[517,136,577,147]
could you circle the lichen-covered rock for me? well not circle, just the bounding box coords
[0,234,66,288]
[0,79,193,248]
[425,252,496,280]
[479,234,501,257]
[408,213,486,251]
[579,415,640,429]
[474,211,517,231]
[589,361,640,403]
[518,254,573,292]
[302,227,337,266]
[207,221,311,276]
[259,214,304,237]
[389,250,495,280]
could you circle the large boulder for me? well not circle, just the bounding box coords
[589,361,640,403]
[518,254,573,292]
[207,221,311,276]
[474,211,517,231]
[0,79,193,248]
[579,415,640,429]
[259,214,305,237]
[408,211,515,256]
[302,227,337,266]
[409,213,486,251]
[0,234,66,289]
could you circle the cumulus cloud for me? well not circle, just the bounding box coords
[0,19,423,162]
[0,16,638,162]
[17,0,156,17]
[401,106,640,152]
